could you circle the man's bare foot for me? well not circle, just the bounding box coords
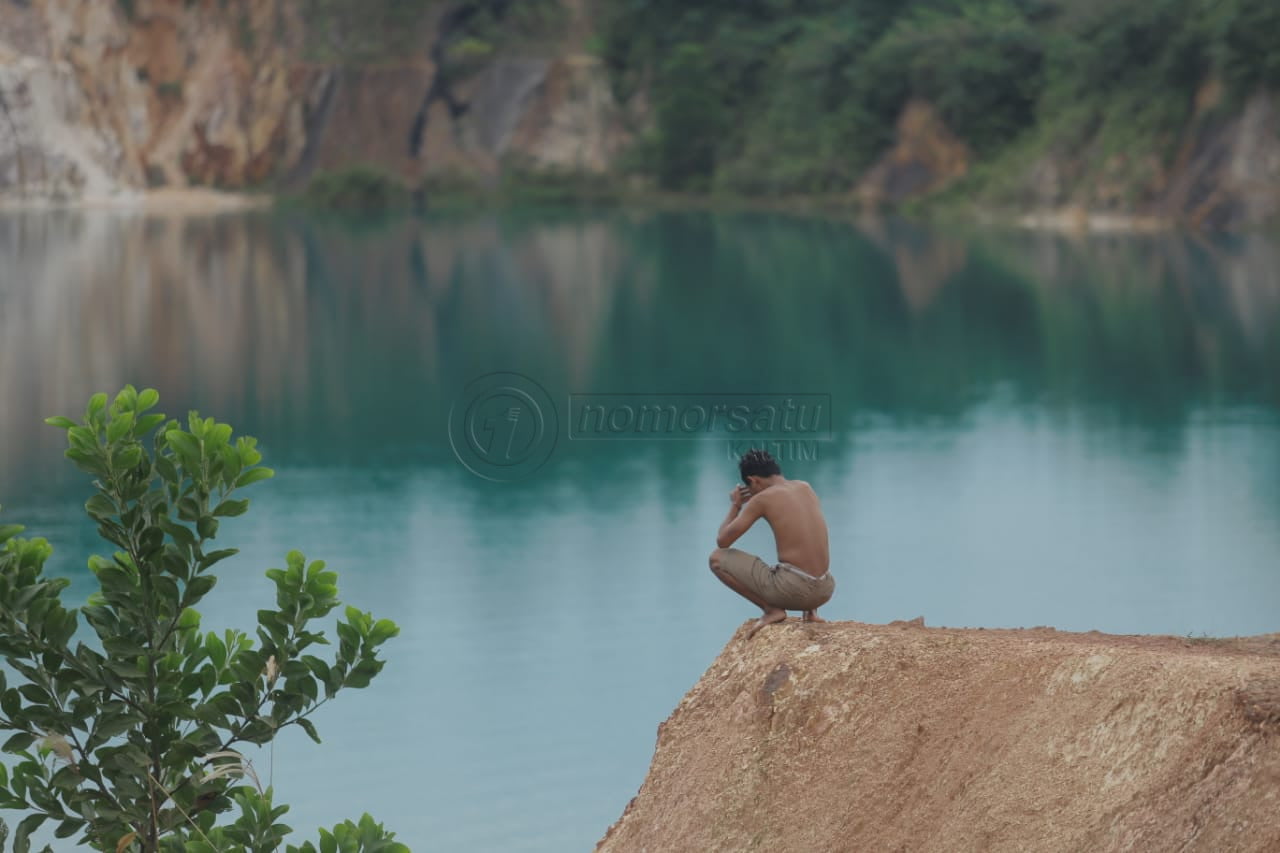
[747,608,787,639]
[802,610,827,623]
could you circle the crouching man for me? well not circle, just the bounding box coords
[710,449,835,638]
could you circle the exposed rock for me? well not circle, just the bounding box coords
[304,64,443,180]
[1161,91,1280,230]
[0,0,632,203]
[857,100,970,206]
[2,3,1275,225]
[990,80,1280,231]
[0,46,123,200]
[507,55,632,173]
[597,621,1280,852]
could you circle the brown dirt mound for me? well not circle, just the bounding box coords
[597,620,1280,853]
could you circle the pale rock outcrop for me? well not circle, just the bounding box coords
[0,0,631,203]
[857,99,971,206]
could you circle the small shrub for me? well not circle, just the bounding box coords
[0,387,404,851]
[298,166,413,213]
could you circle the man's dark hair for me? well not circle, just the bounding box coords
[739,448,782,483]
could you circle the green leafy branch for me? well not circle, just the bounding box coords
[0,387,404,852]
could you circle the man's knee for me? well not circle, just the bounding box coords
[709,548,727,573]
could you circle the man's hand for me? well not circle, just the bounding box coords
[718,485,762,548]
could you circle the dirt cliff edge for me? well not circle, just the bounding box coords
[597,621,1280,853]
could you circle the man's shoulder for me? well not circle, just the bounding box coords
[761,480,817,503]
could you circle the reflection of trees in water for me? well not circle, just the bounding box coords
[596,213,1279,421]
[1,209,1277,494]
[0,212,311,493]
[0,210,631,488]
[966,228,1280,413]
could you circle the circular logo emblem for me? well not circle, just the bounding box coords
[448,372,557,482]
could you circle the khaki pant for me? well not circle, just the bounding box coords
[716,548,835,611]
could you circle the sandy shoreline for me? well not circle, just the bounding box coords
[0,188,1188,233]
[0,187,271,213]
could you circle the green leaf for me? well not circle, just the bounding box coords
[13,813,45,853]
[218,444,243,485]
[177,497,201,522]
[85,494,115,521]
[238,438,263,467]
[166,431,201,465]
[137,388,160,411]
[67,425,96,448]
[212,499,250,518]
[17,685,49,705]
[2,688,22,718]
[115,384,138,409]
[159,516,197,550]
[86,392,108,418]
[106,411,135,443]
[207,632,227,670]
[63,447,105,476]
[0,524,24,543]
[93,710,143,741]
[368,619,400,645]
[135,412,167,435]
[335,622,359,660]
[186,575,217,604]
[196,516,219,540]
[200,664,218,696]
[177,607,202,631]
[114,444,143,469]
[296,717,322,744]
[208,423,233,447]
[235,467,276,488]
[43,416,76,430]
[53,818,82,838]
[199,548,239,570]
[343,659,383,689]
[2,732,33,754]
[154,454,181,485]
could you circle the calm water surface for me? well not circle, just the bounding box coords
[1,208,1278,850]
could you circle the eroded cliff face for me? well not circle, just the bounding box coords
[0,0,630,202]
[857,100,971,207]
[1012,85,1280,230]
[860,84,1280,229]
[3,2,1278,226]
[598,621,1280,853]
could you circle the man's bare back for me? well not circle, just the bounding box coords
[747,479,830,577]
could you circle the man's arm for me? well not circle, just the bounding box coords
[717,488,765,548]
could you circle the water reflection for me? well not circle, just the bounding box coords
[3,210,1278,489]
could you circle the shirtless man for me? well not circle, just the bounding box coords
[709,448,834,638]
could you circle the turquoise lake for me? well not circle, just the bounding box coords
[0,208,1278,850]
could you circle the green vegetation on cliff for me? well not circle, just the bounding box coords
[296,165,414,213]
[299,0,564,63]
[601,0,1280,197]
